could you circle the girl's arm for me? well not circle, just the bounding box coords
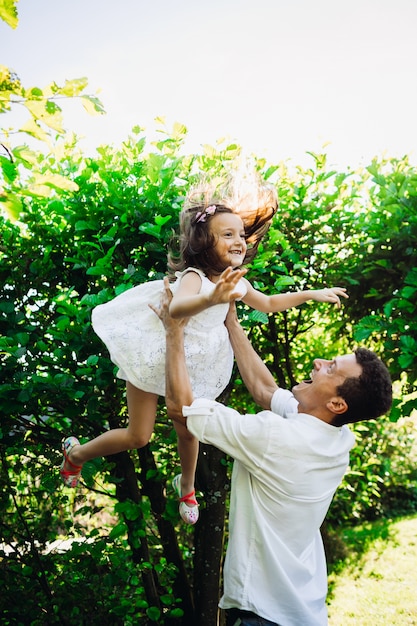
[169,268,247,319]
[169,271,209,319]
[241,280,348,313]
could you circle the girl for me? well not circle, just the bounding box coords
[60,185,347,525]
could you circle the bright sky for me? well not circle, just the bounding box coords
[2,0,417,169]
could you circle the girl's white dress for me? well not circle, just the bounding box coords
[91,268,247,399]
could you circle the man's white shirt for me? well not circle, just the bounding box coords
[184,388,355,626]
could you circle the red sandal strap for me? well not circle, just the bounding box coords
[63,449,82,472]
[60,467,81,479]
[179,490,198,507]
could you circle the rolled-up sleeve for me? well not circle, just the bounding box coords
[183,398,280,470]
[270,388,298,417]
[183,398,241,445]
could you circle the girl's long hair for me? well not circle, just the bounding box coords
[167,174,278,279]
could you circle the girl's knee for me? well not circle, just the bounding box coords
[127,432,151,449]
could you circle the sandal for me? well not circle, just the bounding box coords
[60,437,82,488]
[172,474,199,525]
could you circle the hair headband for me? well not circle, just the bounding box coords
[195,205,217,223]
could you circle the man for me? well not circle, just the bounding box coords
[154,268,392,626]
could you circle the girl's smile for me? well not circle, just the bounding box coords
[208,212,247,268]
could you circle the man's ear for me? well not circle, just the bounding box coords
[326,396,348,415]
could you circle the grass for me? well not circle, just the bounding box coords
[327,515,417,625]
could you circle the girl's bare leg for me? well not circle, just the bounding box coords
[64,383,158,467]
[173,421,199,497]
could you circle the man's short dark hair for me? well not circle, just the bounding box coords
[333,348,392,426]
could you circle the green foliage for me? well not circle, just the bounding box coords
[1,90,417,623]
[0,63,105,221]
[1,118,277,623]
[328,412,417,525]
[1,125,189,623]
[345,158,417,420]
[0,0,19,29]
[5,14,415,622]
[327,516,417,622]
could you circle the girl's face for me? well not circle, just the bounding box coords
[208,212,247,269]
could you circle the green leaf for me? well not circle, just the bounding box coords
[0,155,18,183]
[81,95,106,116]
[13,145,39,167]
[75,220,95,231]
[86,266,106,276]
[247,309,268,324]
[172,121,187,139]
[0,192,23,220]
[31,173,79,192]
[354,315,383,342]
[405,268,417,287]
[29,87,43,98]
[274,276,296,288]
[0,0,19,29]
[401,286,417,300]
[19,118,50,142]
[24,99,64,132]
[139,215,172,238]
[56,77,89,96]
[146,606,161,621]
[264,165,279,180]
[160,594,174,606]
[109,521,128,539]
[398,353,414,369]
[399,335,417,351]
[114,499,143,521]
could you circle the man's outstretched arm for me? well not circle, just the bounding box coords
[225,303,278,410]
[150,277,192,426]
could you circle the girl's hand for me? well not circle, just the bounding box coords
[209,267,247,306]
[311,287,348,308]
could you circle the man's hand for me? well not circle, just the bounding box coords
[225,299,240,330]
[149,277,189,331]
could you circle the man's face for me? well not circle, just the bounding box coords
[292,354,363,416]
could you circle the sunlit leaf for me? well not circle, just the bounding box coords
[80,95,106,115]
[12,145,39,167]
[0,0,19,29]
[29,173,79,193]
[24,99,64,132]
[19,118,50,142]
[54,77,89,96]
[0,155,17,183]
[0,191,23,220]
[172,121,187,138]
